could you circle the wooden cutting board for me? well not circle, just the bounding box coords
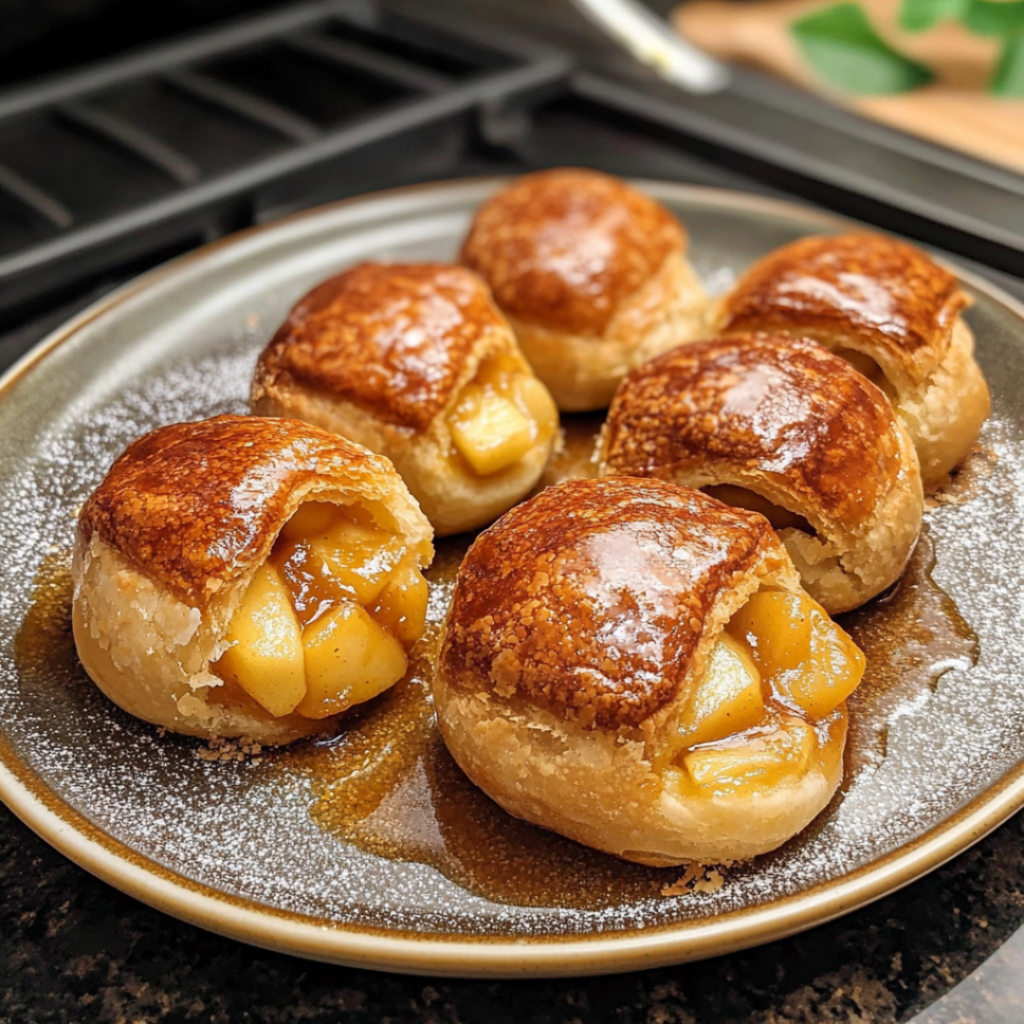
[673,0,1024,173]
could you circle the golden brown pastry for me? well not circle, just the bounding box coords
[434,477,865,866]
[599,334,923,614]
[459,168,707,412]
[72,415,433,745]
[252,262,558,537]
[713,233,990,489]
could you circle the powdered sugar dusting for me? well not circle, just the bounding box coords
[0,192,1023,944]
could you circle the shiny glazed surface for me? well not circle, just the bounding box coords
[255,263,505,432]
[78,415,393,608]
[718,233,969,375]
[460,168,684,336]
[602,334,904,527]
[441,477,776,729]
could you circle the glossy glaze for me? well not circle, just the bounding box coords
[532,412,605,492]
[602,334,904,528]
[78,415,394,607]
[718,234,969,377]
[254,263,505,432]
[439,477,778,730]
[460,169,684,337]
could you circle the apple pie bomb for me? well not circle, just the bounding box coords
[711,233,990,490]
[460,168,707,412]
[252,262,558,537]
[72,415,433,746]
[600,334,924,615]
[433,478,866,865]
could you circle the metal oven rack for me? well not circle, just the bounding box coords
[0,0,570,318]
[1,0,1021,336]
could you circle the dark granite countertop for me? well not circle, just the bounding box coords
[2,800,1023,1023]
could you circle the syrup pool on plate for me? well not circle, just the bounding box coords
[17,423,979,910]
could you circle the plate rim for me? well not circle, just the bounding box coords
[1,176,1022,979]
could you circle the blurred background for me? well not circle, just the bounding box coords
[1,0,1021,358]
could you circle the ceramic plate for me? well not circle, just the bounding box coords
[1,180,1023,979]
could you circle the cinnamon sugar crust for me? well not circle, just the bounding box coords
[79,414,395,607]
[717,234,969,379]
[460,169,685,337]
[439,477,778,730]
[253,263,505,433]
[601,334,904,530]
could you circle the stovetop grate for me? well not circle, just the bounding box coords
[1,0,1022,342]
[0,0,569,317]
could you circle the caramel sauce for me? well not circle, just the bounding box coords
[282,538,669,909]
[15,554,76,683]
[533,412,604,492]
[18,419,979,909]
[839,528,978,784]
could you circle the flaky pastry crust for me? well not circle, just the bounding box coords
[599,335,924,613]
[714,233,989,488]
[434,477,845,865]
[460,169,707,411]
[252,262,556,536]
[73,415,433,743]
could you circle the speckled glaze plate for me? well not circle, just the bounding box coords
[1,179,1024,979]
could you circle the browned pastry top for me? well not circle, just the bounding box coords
[459,169,684,337]
[255,263,506,432]
[439,476,777,730]
[718,234,968,373]
[79,415,391,607]
[602,334,904,528]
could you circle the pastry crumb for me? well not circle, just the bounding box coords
[195,736,263,762]
[661,861,729,897]
[926,443,997,508]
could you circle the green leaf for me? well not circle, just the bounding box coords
[992,32,1024,93]
[964,0,1024,37]
[791,2,935,94]
[899,0,969,32]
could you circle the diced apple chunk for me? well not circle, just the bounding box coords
[683,717,816,791]
[215,563,306,717]
[307,519,402,606]
[279,501,338,542]
[513,375,559,440]
[295,602,408,719]
[369,561,429,647]
[726,590,865,719]
[474,354,522,391]
[678,635,765,749]
[782,610,865,718]
[450,384,534,476]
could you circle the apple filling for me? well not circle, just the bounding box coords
[447,354,558,477]
[213,501,428,721]
[670,590,864,794]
